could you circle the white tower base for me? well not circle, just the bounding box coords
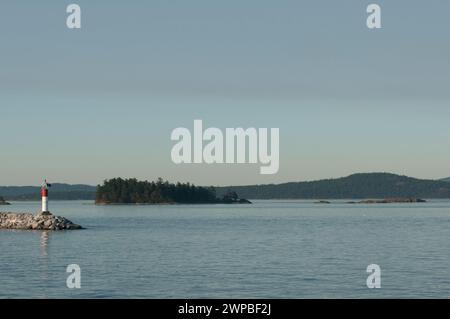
[42,196,48,213]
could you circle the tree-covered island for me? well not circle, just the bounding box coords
[95,178,251,205]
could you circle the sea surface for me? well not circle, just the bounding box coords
[0,200,449,299]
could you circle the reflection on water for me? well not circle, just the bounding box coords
[40,231,49,257]
[39,231,50,299]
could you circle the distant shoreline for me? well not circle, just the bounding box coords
[2,173,450,201]
[95,201,251,206]
[5,198,444,204]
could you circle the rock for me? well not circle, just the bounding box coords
[40,211,52,216]
[0,196,11,205]
[357,198,427,204]
[44,220,53,228]
[67,223,82,230]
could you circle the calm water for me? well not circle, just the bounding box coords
[0,200,449,299]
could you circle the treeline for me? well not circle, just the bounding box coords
[7,191,96,201]
[0,184,96,201]
[214,173,450,199]
[95,178,250,204]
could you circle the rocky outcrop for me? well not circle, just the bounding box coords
[0,196,10,205]
[358,198,427,204]
[0,212,82,230]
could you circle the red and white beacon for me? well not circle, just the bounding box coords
[41,179,52,213]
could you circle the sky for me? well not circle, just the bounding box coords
[1,0,450,186]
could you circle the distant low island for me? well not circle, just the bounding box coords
[95,178,251,205]
[353,198,427,204]
[315,198,427,204]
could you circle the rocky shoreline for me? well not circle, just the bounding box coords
[351,198,427,204]
[0,212,82,231]
[0,196,11,205]
[313,198,427,204]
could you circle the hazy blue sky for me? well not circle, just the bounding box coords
[1,1,450,186]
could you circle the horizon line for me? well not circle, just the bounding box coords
[1,172,449,188]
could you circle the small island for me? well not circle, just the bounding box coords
[312,198,428,204]
[0,196,11,205]
[356,198,427,204]
[95,178,252,205]
[0,212,82,230]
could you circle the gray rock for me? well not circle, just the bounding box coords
[0,212,82,231]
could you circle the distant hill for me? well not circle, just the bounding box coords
[2,173,450,201]
[0,183,96,201]
[215,173,450,199]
